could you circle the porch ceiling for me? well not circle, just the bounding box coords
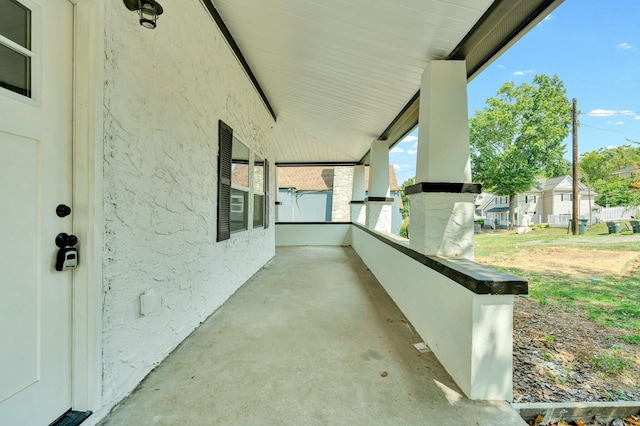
[210,0,562,164]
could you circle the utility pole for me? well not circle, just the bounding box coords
[572,98,579,235]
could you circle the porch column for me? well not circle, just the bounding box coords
[350,165,366,224]
[365,139,393,232]
[406,60,513,401]
[408,60,478,260]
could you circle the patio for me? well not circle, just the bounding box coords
[98,246,525,425]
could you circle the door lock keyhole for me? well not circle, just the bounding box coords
[55,232,78,248]
[56,204,71,217]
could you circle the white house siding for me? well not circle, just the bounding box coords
[552,193,574,217]
[102,0,275,410]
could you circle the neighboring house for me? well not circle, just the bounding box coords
[611,165,640,179]
[479,176,597,227]
[276,166,403,235]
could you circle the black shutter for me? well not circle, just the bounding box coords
[217,121,233,241]
[264,159,270,229]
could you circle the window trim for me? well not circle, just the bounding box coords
[0,0,41,105]
[252,153,265,229]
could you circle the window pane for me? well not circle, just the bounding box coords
[0,0,31,49]
[253,194,264,228]
[231,139,250,188]
[230,188,248,233]
[254,155,264,193]
[0,43,30,97]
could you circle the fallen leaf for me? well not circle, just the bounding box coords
[386,318,393,323]
[400,319,407,324]
[380,371,388,377]
[575,419,587,426]
[626,415,640,426]
[557,421,569,426]
[416,353,421,357]
[533,414,544,426]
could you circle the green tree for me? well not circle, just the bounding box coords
[579,145,640,184]
[593,178,640,207]
[470,74,572,229]
[579,144,640,207]
[399,177,414,238]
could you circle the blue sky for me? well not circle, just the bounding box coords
[391,0,640,185]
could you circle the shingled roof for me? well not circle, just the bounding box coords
[278,166,401,192]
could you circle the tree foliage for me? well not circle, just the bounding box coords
[578,144,640,207]
[470,74,573,228]
[399,177,414,238]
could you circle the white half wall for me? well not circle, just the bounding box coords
[276,223,352,246]
[99,0,276,417]
[351,225,513,401]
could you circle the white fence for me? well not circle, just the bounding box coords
[597,206,640,222]
[547,214,572,227]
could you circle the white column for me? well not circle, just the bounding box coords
[350,165,366,223]
[415,62,471,184]
[365,140,392,232]
[368,139,390,197]
[407,60,513,401]
[409,61,475,259]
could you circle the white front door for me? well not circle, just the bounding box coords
[0,0,75,424]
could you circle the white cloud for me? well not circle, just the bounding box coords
[588,109,635,116]
[617,42,633,50]
[607,145,617,150]
[606,120,625,125]
[635,116,640,120]
[393,164,411,171]
[497,64,506,70]
[543,14,554,22]
[390,147,403,153]
[407,149,417,155]
[400,135,418,144]
[513,69,534,76]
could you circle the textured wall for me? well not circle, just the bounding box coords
[102,0,275,409]
[331,166,353,222]
[409,193,475,260]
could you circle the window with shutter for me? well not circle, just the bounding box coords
[217,121,233,242]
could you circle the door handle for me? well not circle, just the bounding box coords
[55,232,78,248]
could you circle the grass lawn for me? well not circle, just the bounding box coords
[475,224,640,341]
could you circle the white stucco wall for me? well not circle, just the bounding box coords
[101,0,275,411]
[409,193,475,260]
[275,223,352,246]
[351,226,514,401]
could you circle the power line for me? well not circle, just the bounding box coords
[579,123,626,134]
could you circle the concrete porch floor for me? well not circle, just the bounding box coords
[99,246,525,425]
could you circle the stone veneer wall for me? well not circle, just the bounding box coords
[101,0,275,411]
[331,166,354,222]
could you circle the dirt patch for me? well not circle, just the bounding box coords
[480,247,639,278]
[513,296,640,404]
[477,244,640,404]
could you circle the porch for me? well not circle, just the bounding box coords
[99,242,525,425]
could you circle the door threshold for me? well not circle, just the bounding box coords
[49,409,92,426]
